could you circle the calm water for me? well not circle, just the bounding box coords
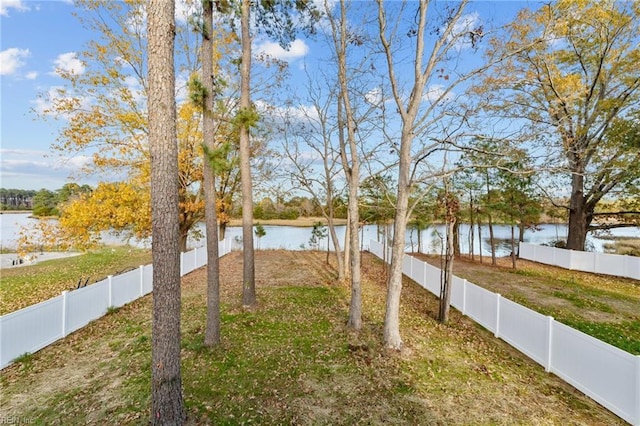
[2,212,639,256]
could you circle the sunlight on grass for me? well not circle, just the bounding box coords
[0,247,151,314]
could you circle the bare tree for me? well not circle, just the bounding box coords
[147,0,185,422]
[376,0,490,349]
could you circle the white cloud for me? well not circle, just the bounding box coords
[0,0,29,16]
[52,52,85,76]
[446,12,481,51]
[32,85,92,119]
[25,71,38,80]
[423,84,454,103]
[0,149,95,190]
[254,39,309,62]
[0,47,30,75]
[365,87,384,106]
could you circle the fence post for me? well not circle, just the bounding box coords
[139,265,144,297]
[462,280,467,315]
[180,252,185,277]
[61,290,68,338]
[423,263,428,290]
[495,294,501,338]
[108,275,113,308]
[545,316,554,373]
[635,355,640,426]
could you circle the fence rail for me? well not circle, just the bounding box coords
[0,238,234,370]
[519,242,640,280]
[369,239,640,426]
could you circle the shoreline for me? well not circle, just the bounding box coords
[0,251,83,269]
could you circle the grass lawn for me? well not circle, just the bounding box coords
[415,253,640,355]
[0,250,626,424]
[0,247,151,314]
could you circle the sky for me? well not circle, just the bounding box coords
[0,0,531,192]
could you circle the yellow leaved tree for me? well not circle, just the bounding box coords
[36,0,239,252]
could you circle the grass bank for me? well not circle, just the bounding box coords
[0,247,151,314]
[417,253,640,355]
[0,251,624,424]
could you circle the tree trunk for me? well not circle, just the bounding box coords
[384,127,412,350]
[488,214,496,265]
[343,214,351,279]
[239,0,256,306]
[147,0,185,422]
[327,216,345,281]
[202,0,221,347]
[478,218,483,264]
[452,221,460,257]
[566,172,588,251]
[510,223,516,269]
[219,222,227,241]
[346,182,361,329]
[469,196,475,261]
[439,218,455,322]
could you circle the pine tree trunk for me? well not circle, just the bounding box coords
[239,0,256,306]
[202,0,221,347]
[148,1,185,422]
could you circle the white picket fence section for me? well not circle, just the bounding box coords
[0,238,234,370]
[519,242,640,280]
[369,239,640,426]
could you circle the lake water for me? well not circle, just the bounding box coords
[2,212,639,256]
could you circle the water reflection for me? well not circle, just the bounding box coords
[2,213,639,256]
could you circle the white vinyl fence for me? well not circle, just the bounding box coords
[369,240,640,426]
[0,239,234,370]
[520,242,640,280]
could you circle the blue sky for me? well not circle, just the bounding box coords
[1,0,94,190]
[1,0,532,191]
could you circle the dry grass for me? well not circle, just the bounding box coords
[0,250,626,424]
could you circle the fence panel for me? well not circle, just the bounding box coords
[195,246,207,269]
[450,276,465,312]
[518,243,535,260]
[410,256,422,283]
[423,262,441,295]
[1,296,64,368]
[142,264,153,294]
[570,250,595,273]
[402,255,411,277]
[66,280,109,334]
[625,256,640,281]
[594,252,626,278]
[464,282,497,333]
[181,250,197,276]
[536,245,555,266]
[550,322,638,425]
[497,298,549,367]
[519,242,640,280]
[111,269,142,308]
[370,240,384,261]
[554,248,572,269]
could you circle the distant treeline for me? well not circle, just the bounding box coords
[0,189,36,210]
[1,184,92,216]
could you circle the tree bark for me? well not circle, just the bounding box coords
[439,218,455,322]
[202,0,221,347]
[240,0,256,306]
[566,172,588,251]
[147,0,185,423]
